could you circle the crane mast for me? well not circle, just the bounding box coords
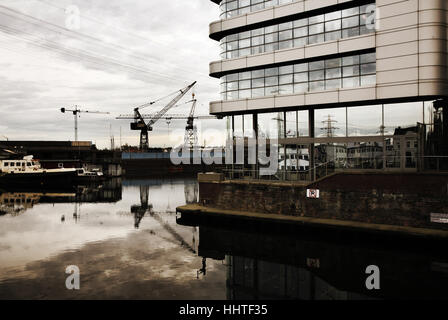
[185,96,198,148]
[61,106,109,142]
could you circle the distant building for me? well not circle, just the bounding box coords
[316,144,347,167]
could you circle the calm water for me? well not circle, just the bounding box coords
[0,177,447,300]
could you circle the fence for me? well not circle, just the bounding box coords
[220,156,448,183]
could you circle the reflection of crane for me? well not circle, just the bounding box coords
[60,106,110,141]
[130,185,196,253]
[121,81,197,151]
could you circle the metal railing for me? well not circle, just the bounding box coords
[220,155,448,183]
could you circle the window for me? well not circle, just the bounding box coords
[219,3,376,59]
[220,52,376,100]
[4,162,9,167]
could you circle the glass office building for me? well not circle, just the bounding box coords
[209,0,448,178]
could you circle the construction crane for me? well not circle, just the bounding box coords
[128,81,197,150]
[60,106,110,142]
[185,94,198,148]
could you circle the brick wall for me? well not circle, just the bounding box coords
[199,173,448,230]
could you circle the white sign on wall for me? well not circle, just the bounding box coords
[307,189,320,199]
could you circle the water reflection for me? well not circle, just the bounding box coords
[0,177,228,300]
[177,216,448,300]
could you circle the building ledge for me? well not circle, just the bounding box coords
[176,203,448,241]
[209,0,372,41]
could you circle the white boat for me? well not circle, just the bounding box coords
[75,167,105,182]
[0,156,77,188]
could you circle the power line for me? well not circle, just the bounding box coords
[0,4,210,80]
[321,115,339,137]
[0,23,188,84]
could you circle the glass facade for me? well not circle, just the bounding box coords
[219,0,297,19]
[219,4,375,60]
[220,52,376,100]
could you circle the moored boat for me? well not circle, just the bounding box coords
[0,155,77,188]
[75,167,105,183]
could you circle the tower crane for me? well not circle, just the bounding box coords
[128,81,197,150]
[184,94,198,148]
[60,106,110,142]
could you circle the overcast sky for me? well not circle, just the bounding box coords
[0,0,432,149]
[0,0,223,148]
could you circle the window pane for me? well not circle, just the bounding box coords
[326,79,341,89]
[265,67,279,76]
[239,71,251,80]
[342,55,360,66]
[343,65,360,77]
[264,43,279,52]
[342,16,359,28]
[309,81,324,91]
[252,87,264,97]
[325,19,341,31]
[279,21,292,31]
[252,78,264,88]
[294,18,308,28]
[325,30,341,41]
[227,81,238,90]
[251,28,264,37]
[343,76,360,88]
[227,73,238,82]
[279,84,294,95]
[265,25,278,33]
[252,35,264,46]
[361,52,376,64]
[252,69,264,78]
[361,63,376,75]
[326,58,341,68]
[326,67,341,79]
[309,23,324,35]
[279,40,293,50]
[239,89,251,99]
[310,70,324,81]
[239,80,251,89]
[265,33,278,43]
[342,7,359,17]
[251,45,264,55]
[265,76,279,86]
[279,30,293,41]
[293,37,307,47]
[294,72,308,83]
[265,86,279,95]
[361,75,376,86]
[308,34,324,44]
[294,82,308,93]
[325,11,341,21]
[309,14,324,24]
[279,74,293,85]
[294,63,308,73]
[279,65,293,74]
[294,27,308,38]
[342,27,360,38]
[309,61,324,70]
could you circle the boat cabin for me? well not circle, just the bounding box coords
[0,158,41,173]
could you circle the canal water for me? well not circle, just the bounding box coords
[0,177,447,300]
